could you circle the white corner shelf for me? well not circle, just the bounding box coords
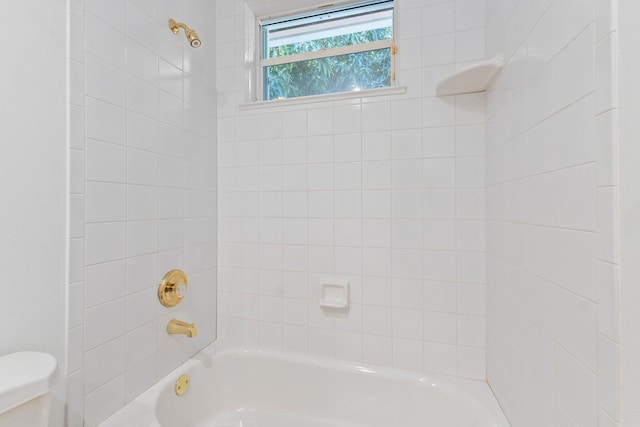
[436,54,505,97]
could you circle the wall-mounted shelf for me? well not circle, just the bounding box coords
[436,54,505,97]
[319,281,349,309]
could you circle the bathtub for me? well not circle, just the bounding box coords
[99,343,510,427]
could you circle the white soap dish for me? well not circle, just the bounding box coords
[319,281,349,309]
[436,54,505,96]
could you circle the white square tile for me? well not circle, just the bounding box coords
[334,133,362,162]
[455,0,485,31]
[125,288,157,331]
[362,131,391,160]
[392,308,423,340]
[84,375,125,427]
[423,158,455,188]
[423,219,455,250]
[392,159,422,189]
[86,55,126,107]
[597,335,621,419]
[128,185,159,221]
[128,112,159,153]
[335,219,362,247]
[125,322,157,369]
[128,76,159,119]
[391,99,422,130]
[85,11,126,69]
[393,338,423,370]
[596,110,619,187]
[423,251,456,281]
[85,299,125,350]
[85,260,126,308]
[422,33,455,67]
[395,7,422,40]
[555,347,598,427]
[553,26,595,111]
[283,325,308,353]
[127,220,158,257]
[423,189,456,218]
[597,261,620,342]
[86,182,126,223]
[362,102,391,132]
[457,346,486,379]
[363,334,393,365]
[309,327,334,357]
[84,337,125,393]
[597,188,620,264]
[455,28,485,62]
[334,104,361,134]
[392,189,422,219]
[596,34,618,114]
[86,98,126,145]
[392,248,423,279]
[423,126,456,158]
[258,322,283,348]
[456,156,485,188]
[458,315,485,347]
[423,281,456,313]
[423,342,456,375]
[424,311,456,344]
[125,356,157,403]
[86,222,126,265]
[335,331,363,362]
[391,278,423,309]
[126,2,158,53]
[127,39,158,85]
[363,305,392,335]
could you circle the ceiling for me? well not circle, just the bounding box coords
[245,0,352,19]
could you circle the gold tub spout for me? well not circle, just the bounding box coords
[167,319,198,337]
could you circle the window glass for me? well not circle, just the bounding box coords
[260,1,395,100]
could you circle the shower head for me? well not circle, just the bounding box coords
[169,19,201,48]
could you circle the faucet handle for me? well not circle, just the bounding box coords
[176,283,187,297]
[158,269,189,307]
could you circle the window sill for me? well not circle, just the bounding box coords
[239,86,407,111]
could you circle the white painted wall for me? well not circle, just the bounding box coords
[0,1,67,426]
[217,0,488,379]
[485,0,620,425]
[66,0,218,425]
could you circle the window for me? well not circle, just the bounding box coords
[260,0,395,101]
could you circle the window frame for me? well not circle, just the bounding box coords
[257,0,397,102]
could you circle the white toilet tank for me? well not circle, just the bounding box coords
[0,352,57,427]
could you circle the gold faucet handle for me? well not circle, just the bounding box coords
[158,270,189,307]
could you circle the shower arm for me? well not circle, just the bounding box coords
[169,19,190,34]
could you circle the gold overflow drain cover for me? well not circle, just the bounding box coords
[175,374,190,396]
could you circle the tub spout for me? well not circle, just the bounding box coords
[167,319,198,337]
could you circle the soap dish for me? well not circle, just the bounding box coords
[319,281,349,309]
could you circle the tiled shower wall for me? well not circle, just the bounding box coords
[216,0,488,378]
[485,0,620,426]
[66,0,217,425]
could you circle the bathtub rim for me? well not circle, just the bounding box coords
[98,339,510,427]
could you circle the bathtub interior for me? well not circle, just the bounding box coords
[153,349,506,427]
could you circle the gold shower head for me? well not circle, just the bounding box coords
[169,19,201,48]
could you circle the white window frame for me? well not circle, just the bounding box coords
[257,0,397,102]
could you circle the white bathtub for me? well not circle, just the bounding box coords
[100,343,510,427]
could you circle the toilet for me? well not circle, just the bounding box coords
[0,352,57,427]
